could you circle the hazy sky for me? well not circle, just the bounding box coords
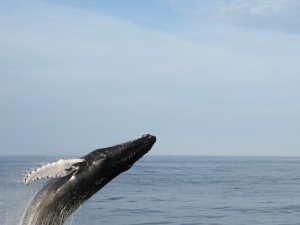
[1,0,300,156]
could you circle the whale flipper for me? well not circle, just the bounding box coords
[24,158,86,186]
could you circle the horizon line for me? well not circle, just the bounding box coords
[0,154,299,158]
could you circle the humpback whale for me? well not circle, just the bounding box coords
[21,133,156,225]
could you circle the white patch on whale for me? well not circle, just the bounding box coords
[24,158,86,186]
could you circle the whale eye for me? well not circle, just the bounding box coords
[98,153,109,161]
[103,154,110,161]
[92,154,109,166]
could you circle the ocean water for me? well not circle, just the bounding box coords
[0,156,299,225]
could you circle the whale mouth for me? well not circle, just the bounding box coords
[112,134,155,171]
[117,134,155,170]
[85,133,156,170]
[121,134,156,165]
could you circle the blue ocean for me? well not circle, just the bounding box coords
[0,156,299,225]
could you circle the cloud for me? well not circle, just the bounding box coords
[1,1,300,156]
[168,0,300,34]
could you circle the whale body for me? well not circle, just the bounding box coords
[21,134,156,225]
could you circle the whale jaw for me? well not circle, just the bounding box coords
[88,133,156,172]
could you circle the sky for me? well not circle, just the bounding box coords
[1,0,300,156]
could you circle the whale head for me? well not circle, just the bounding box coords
[79,133,156,185]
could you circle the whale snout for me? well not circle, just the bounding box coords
[140,133,156,144]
